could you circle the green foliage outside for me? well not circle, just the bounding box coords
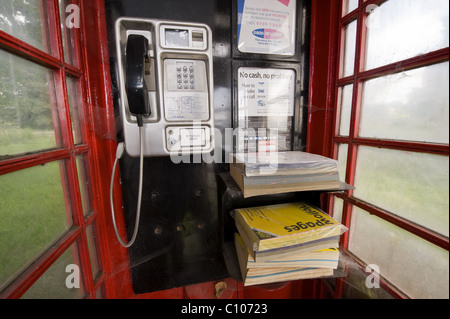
[1,0,57,157]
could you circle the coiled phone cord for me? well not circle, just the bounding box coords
[109,126,144,248]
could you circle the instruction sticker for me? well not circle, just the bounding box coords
[238,67,295,117]
[237,0,296,55]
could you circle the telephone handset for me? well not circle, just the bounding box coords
[125,34,150,123]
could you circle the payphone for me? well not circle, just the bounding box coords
[110,18,215,247]
[114,17,215,157]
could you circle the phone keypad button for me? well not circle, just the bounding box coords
[175,63,196,90]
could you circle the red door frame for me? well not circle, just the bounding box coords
[80,0,133,298]
[307,0,449,299]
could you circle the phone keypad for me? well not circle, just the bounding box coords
[176,63,195,90]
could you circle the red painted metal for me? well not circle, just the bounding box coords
[242,281,293,299]
[334,136,449,156]
[183,278,240,299]
[306,0,340,156]
[79,0,134,298]
[0,30,62,69]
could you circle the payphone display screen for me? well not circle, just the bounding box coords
[165,29,189,47]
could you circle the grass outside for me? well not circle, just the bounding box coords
[0,161,70,286]
[0,128,56,157]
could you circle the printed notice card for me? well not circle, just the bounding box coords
[237,0,296,55]
[238,67,295,117]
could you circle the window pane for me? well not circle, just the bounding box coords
[354,146,449,237]
[337,85,352,136]
[0,49,61,156]
[0,0,56,56]
[365,0,450,70]
[359,62,449,144]
[59,0,79,66]
[76,155,92,216]
[332,197,344,223]
[341,21,357,78]
[21,243,85,299]
[0,162,72,285]
[342,0,358,16]
[349,206,449,299]
[86,223,101,281]
[337,143,348,182]
[67,76,84,145]
[340,250,394,299]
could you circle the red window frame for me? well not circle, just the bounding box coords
[308,0,449,299]
[0,0,131,299]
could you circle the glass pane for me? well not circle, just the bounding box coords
[337,143,348,182]
[342,0,358,16]
[0,162,72,285]
[341,251,394,299]
[332,197,344,223]
[76,155,92,216]
[349,206,449,299]
[86,223,101,281]
[66,76,84,145]
[365,0,450,70]
[341,21,357,78]
[338,85,352,136]
[354,146,449,237]
[360,62,449,144]
[21,243,85,299]
[0,49,61,156]
[0,0,56,56]
[59,0,79,66]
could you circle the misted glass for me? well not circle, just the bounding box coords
[341,21,357,78]
[338,85,352,136]
[349,206,449,299]
[354,146,449,237]
[0,49,60,156]
[360,62,449,144]
[0,0,55,55]
[365,0,449,70]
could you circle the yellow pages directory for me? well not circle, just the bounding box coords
[234,232,335,286]
[233,202,347,252]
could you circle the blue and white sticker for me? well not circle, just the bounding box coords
[237,0,296,55]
